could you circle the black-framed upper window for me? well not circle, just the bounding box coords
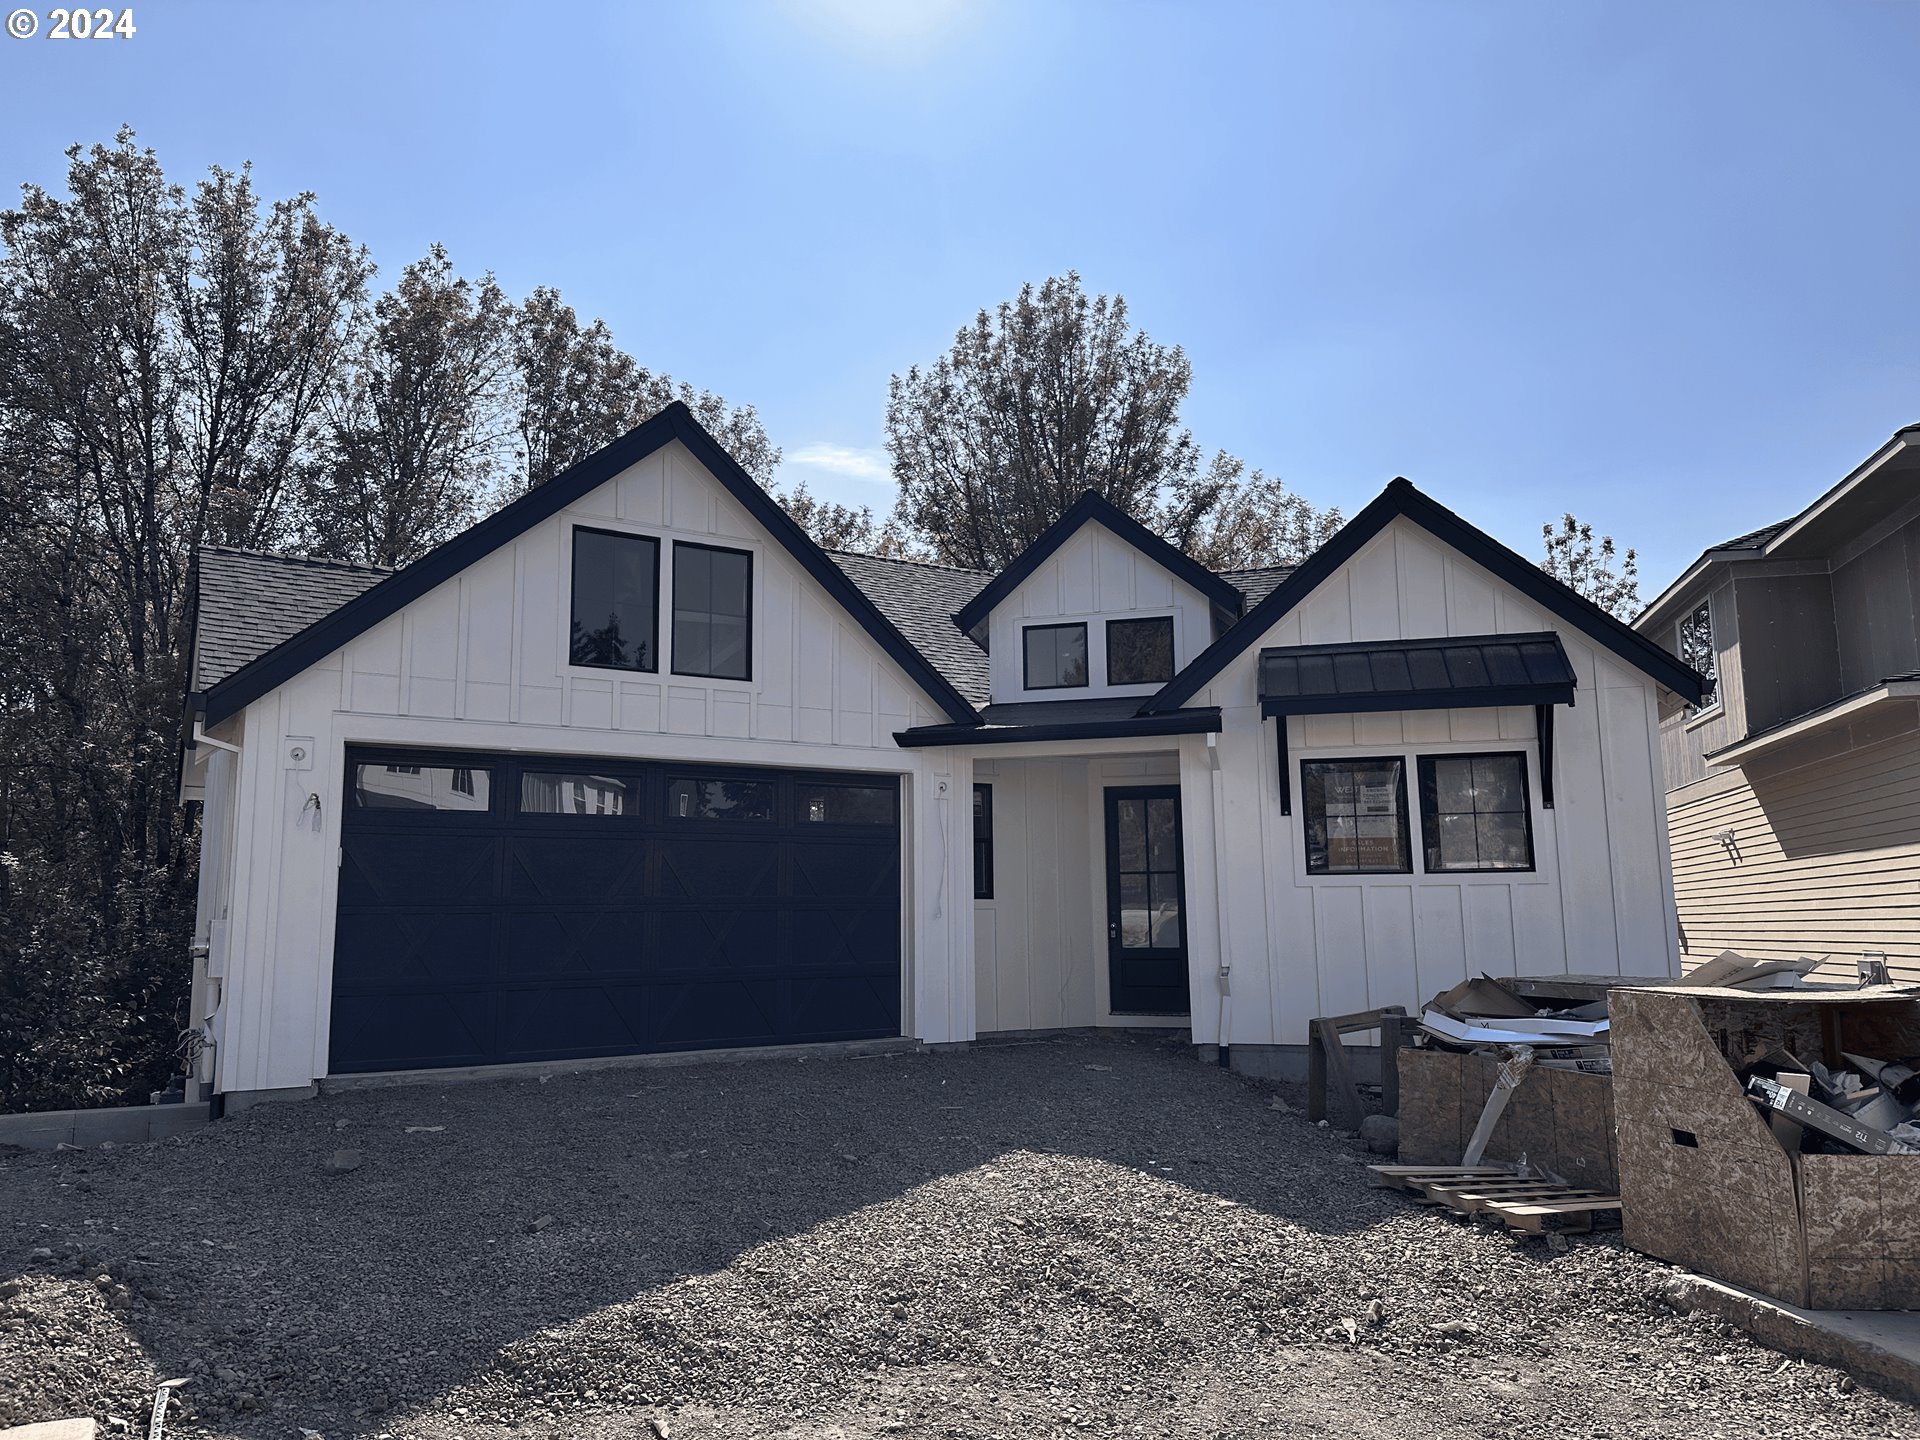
[1677,599,1718,712]
[1300,757,1411,874]
[570,527,659,672]
[1023,622,1088,690]
[1419,753,1535,872]
[672,542,752,681]
[1107,615,1175,686]
[973,784,994,899]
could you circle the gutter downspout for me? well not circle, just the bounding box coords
[1207,733,1233,1070]
[188,714,240,1115]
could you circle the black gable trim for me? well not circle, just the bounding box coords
[1143,477,1705,714]
[950,491,1244,634]
[200,403,981,727]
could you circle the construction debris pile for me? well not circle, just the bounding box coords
[1744,1042,1920,1156]
[1416,974,1614,1074]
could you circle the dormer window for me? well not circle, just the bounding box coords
[1023,622,1089,690]
[1107,616,1175,686]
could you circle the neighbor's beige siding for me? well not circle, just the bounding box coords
[1668,728,1920,986]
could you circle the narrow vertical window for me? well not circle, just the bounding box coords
[973,783,994,899]
[672,542,753,680]
[1677,599,1717,711]
[570,527,660,672]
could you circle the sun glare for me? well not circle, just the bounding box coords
[783,0,978,57]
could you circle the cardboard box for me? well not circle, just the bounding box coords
[1611,983,1920,1310]
[1396,1045,1618,1192]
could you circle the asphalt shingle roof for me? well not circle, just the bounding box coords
[1220,565,1294,607]
[1712,520,1789,552]
[192,547,391,691]
[827,551,992,704]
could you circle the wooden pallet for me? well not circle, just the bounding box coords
[1367,1163,1622,1234]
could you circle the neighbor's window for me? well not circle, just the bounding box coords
[973,784,994,899]
[800,783,895,824]
[1107,616,1175,686]
[666,775,775,822]
[1677,598,1718,711]
[351,762,491,812]
[520,771,633,816]
[1418,753,1534,872]
[1300,758,1411,874]
[570,527,659,672]
[672,541,753,680]
[1023,622,1089,690]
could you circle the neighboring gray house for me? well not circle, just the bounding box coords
[1635,422,1920,985]
[178,402,1700,1105]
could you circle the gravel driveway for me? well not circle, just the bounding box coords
[2,1032,1913,1439]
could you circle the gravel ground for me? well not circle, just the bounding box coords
[1,1031,1914,1440]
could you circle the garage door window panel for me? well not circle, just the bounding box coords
[672,542,753,681]
[570,527,659,673]
[519,770,636,816]
[667,776,776,821]
[800,783,896,824]
[351,762,493,813]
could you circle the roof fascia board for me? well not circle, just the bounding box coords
[1703,680,1920,766]
[950,491,1242,633]
[1763,429,1918,559]
[202,405,980,728]
[1145,478,1706,714]
[1260,683,1576,717]
[893,707,1223,748]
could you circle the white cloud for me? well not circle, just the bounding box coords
[783,443,894,487]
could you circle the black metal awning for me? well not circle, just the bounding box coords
[1259,632,1577,813]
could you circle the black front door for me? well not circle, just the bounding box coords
[1103,786,1191,1015]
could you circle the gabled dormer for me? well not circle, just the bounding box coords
[951,492,1245,705]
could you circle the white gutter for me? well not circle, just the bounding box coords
[192,720,241,756]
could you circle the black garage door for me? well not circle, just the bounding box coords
[330,747,902,1073]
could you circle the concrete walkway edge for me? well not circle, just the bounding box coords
[1665,1273,1920,1402]
[0,1102,209,1152]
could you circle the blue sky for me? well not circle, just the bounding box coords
[2,0,1916,589]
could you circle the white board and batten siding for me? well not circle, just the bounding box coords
[986,521,1217,703]
[201,440,974,1095]
[1176,515,1680,1049]
[970,752,1182,1034]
